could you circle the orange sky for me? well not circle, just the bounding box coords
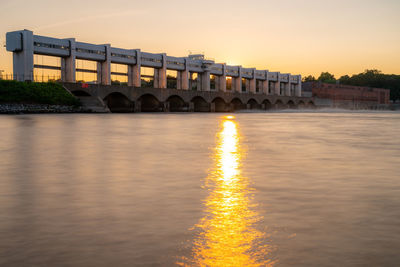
[0,0,399,78]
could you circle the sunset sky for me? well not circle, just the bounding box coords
[0,0,399,78]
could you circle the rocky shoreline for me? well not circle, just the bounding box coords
[0,103,92,114]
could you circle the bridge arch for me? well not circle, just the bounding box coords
[287,100,296,109]
[230,98,244,111]
[262,99,272,110]
[212,97,227,112]
[191,96,209,112]
[298,100,306,109]
[274,99,285,109]
[103,92,134,113]
[167,95,186,112]
[247,98,259,110]
[139,93,162,112]
[307,101,316,109]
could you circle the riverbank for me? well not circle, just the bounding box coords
[0,103,89,114]
[0,80,83,114]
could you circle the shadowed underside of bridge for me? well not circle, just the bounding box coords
[65,83,315,113]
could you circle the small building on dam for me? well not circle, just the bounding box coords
[6,29,314,112]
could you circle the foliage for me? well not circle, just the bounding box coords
[317,72,336,84]
[0,80,80,106]
[303,75,316,82]
[339,69,400,101]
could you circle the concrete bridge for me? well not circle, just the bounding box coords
[7,29,314,112]
[64,83,315,112]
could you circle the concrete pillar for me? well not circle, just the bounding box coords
[134,100,141,112]
[157,53,167,88]
[61,38,76,83]
[220,64,227,92]
[128,49,141,87]
[176,71,182,89]
[163,102,169,112]
[285,77,291,96]
[154,69,159,88]
[210,102,216,112]
[97,62,102,84]
[181,59,189,90]
[201,71,210,91]
[275,72,281,95]
[101,44,111,85]
[234,67,242,93]
[263,70,269,95]
[189,102,194,112]
[296,75,302,97]
[6,30,34,81]
[250,69,256,94]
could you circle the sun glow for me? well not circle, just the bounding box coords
[180,117,274,266]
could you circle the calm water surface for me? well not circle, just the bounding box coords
[0,112,399,266]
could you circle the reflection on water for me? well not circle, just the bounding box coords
[182,116,274,266]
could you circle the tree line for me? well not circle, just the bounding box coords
[303,70,400,101]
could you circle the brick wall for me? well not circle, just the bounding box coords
[304,82,390,106]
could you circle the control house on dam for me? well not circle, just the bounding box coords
[6,29,314,112]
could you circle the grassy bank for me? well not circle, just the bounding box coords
[0,80,80,106]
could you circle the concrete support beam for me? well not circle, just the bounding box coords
[275,72,281,95]
[286,81,291,96]
[210,102,216,112]
[296,75,302,97]
[61,38,76,83]
[100,44,111,85]
[244,79,250,93]
[234,67,242,93]
[181,64,189,90]
[154,69,159,88]
[178,59,189,90]
[8,30,34,81]
[220,64,227,92]
[250,69,256,94]
[176,71,182,89]
[201,71,210,91]
[263,70,269,94]
[157,53,167,88]
[128,49,141,87]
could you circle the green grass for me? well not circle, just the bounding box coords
[0,80,80,106]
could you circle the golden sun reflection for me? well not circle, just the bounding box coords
[180,118,274,267]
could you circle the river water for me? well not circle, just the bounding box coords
[0,112,399,266]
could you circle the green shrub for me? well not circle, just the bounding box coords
[0,80,80,106]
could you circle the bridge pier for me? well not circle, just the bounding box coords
[210,102,216,112]
[188,102,194,112]
[134,100,141,112]
[163,102,170,112]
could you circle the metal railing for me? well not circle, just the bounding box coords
[0,73,62,83]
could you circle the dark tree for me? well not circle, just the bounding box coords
[317,72,336,84]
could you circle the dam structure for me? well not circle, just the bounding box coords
[6,29,314,112]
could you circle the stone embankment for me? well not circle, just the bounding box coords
[0,103,92,114]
